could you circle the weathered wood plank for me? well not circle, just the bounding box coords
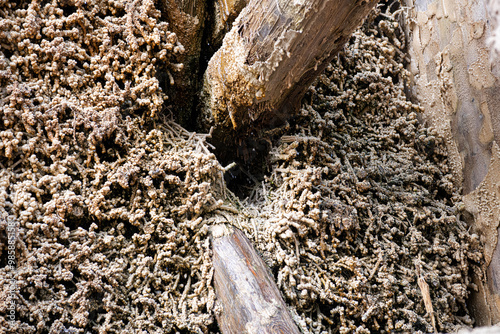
[211,224,301,334]
[200,0,378,134]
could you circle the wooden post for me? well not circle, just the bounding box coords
[211,224,301,334]
[160,0,207,126]
[199,0,378,136]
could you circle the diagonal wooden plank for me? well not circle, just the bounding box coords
[211,224,301,334]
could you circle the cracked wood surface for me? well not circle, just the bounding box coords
[212,224,301,334]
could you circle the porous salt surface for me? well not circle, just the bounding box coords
[0,1,483,333]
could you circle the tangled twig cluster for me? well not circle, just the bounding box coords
[0,0,484,333]
[241,3,483,333]
[0,1,228,333]
[0,114,230,333]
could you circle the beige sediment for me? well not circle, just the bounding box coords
[0,0,485,333]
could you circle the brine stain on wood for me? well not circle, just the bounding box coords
[211,224,301,334]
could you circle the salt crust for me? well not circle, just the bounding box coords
[0,1,483,333]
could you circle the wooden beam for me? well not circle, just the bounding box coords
[161,0,207,126]
[200,0,378,134]
[211,224,301,334]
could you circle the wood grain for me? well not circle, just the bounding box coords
[211,224,301,334]
[201,0,378,132]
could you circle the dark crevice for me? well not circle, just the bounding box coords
[187,0,219,132]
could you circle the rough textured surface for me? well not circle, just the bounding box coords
[488,0,500,57]
[160,0,207,126]
[0,0,485,333]
[212,224,301,334]
[199,0,378,139]
[0,1,223,333]
[209,0,247,47]
[406,0,500,194]
[405,0,500,325]
[0,118,227,333]
[234,5,483,332]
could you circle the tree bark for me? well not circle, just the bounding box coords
[211,225,301,334]
[199,0,378,139]
[211,0,248,46]
[161,0,207,126]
